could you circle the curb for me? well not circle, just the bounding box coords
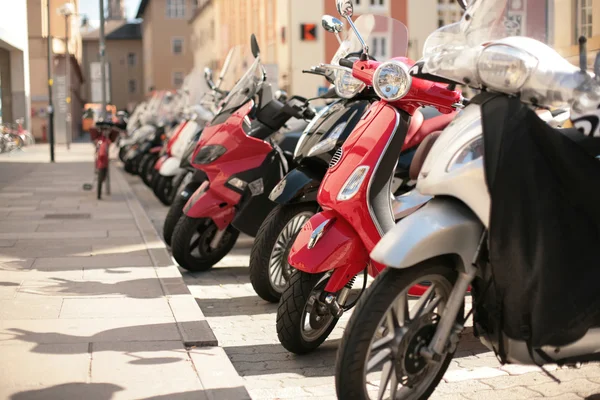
[112,166,218,347]
[112,165,251,399]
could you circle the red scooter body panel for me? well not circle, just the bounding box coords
[184,101,273,224]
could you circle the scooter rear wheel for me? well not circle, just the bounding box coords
[171,215,239,272]
[249,203,316,303]
[139,154,158,187]
[153,175,174,206]
[97,168,107,200]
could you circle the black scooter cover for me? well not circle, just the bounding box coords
[475,93,600,356]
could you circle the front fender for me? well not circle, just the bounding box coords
[288,210,370,292]
[154,155,169,171]
[159,157,183,176]
[269,166,324,204]
[371,198,483,271]
[183,182,235,229]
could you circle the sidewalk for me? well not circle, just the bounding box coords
[0,144,250,400]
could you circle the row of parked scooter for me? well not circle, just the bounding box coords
[116,0,600,398]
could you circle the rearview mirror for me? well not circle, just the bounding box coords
[336,0,353,18]
[204,67,216,90]
[322,15,343,34]
[251,34,260,58]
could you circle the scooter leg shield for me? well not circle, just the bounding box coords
[154,155,169,172]
[183,182,235,230]
[159,157,184,177]
[288,210,369,284]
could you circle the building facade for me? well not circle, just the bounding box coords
[0,0,31,129]
[82,22,144,112]
[137,0,197,92]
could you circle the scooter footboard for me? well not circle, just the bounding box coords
[183,182,235,229]
[288,211,369,284]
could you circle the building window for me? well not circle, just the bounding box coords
[577,0,593,40]
[166,0,186,18]
[370,36,387,59]
[128,79,137,94]
[355,0,360,5]
[172,38,184,54]
[437,0,462,28]
[370,0,385,5]
[173,71,184,87]
[127,52,136,66]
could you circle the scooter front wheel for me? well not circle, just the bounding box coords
[153,175,174,206]
[171,215,239,272]
[276,270,340,354]
[250,203,316,303]
[335,263,460,400]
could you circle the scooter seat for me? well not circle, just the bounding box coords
[409,131,442,180]
[405,111,457,150]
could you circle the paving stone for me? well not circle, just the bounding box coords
[108,230,143,238]
[0,343,90,388]
[59,297,172,318]
[0,298,63,319]
[444,366,508,382]
[32,254,152,269]
[0,231,107,239]
[528,378,600,398]
[189,347,251,398]
[82,266,158,281]
[482,371,554,390]
[463,386,544,400]
[435,379,493,394]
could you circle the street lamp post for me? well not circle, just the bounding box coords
[46,0,55,162]
[58,3,75,151]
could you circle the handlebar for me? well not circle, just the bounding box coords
[339,58,355,68]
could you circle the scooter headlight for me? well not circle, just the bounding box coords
[337,166,369,201]
[307,122,348,157]
[193,145,226,164]
[335,69,366,99]
[446,136,484,173]
[373,61,412,102]
[477,44,538,94]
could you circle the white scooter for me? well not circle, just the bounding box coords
[334,0,600,398]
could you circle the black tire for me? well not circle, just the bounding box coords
[335,262,460,400]
[124,157,137,174]
[163,191,189,247]
[97,168,107,200]
[118,146,128,162]
[153,175,174,206]
[171,215,239,272]
[276,271,339,354]
[249,203,316,303]
[168,172,188,204]
[139,154,158,186]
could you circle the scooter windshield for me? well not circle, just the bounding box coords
[331,14,408,98]
[419,0,596,109]
[217,54,264,114]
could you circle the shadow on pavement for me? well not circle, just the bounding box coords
[586,395,600,400]
[182,266,251,285]
[196,295,278,317]
[224,341,339,377]
[18,277,190,299]
[9,383,124,400]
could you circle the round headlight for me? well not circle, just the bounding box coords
[373,61,412,102]
[476,44,537,94]
[334,69,366,99]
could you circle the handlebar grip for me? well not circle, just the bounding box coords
[339,58,355,68]
[304,108,316,120]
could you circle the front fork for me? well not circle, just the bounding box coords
[421,232,484,362]
[308,272,359,319]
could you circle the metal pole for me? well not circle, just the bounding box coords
[99,0,110,195]
[99,0,107,119]
[47,0,55,162]
[65,15,71,150]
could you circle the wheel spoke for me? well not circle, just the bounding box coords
[367,347,392,373]
[372,334,394,352]
[392,293,410,326]
[410,284,437,320]
[389,372,399,400]
[377,361,393,400]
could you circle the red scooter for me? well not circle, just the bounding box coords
[278,12,462,354]
[170,35,314,272]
